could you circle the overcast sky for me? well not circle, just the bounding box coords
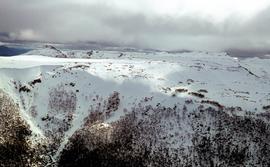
[1,0,270,51]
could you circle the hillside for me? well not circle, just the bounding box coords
[0,51,270,166]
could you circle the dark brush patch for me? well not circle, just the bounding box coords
[29,78,42,87]
[84,91,120,126]
[43,85,77,152]
[175,88,188,93]
[106,91,120,114]
[59,99,270,167]
[188,92,205,98]
[0,90,45,166]
[263,105,270,110]
[86,50,93,57]
[198,89,208,93]
[201,100,224,109]
[69,82,75,87]
[19,85,31,93]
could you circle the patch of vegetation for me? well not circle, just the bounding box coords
[19,85,31,93]
[69,82,75,87]
[0,90,44,166]
[44,86,77,151]
[188,92,205,98]
[59,99,270,167]
[175,88,188,93]
[263,105,270,110]
[29,78,42,86]
[87,50,93,57]
[187,79,194,85]
[106,91,120,113]
[201,100,224,109]
[198,89,208,93]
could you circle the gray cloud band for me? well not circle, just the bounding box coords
[0,0,270,52]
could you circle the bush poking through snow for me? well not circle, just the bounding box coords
[29,78,42,86]
[188,92,205,98]
[201,100,224,109]
[198,89,208,93]
[263,105,270,111]
[106,91,120,113]
[19,85,31,93]
[175,88,188,93]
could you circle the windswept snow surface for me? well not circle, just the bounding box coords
[0,51,270,164]
[1,52,269,111]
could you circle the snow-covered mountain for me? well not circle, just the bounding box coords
[0,50,270,166]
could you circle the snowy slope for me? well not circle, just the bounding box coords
[0,51,270,166]
[1,52,269,111]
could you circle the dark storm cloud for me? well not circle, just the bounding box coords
[1,0,270,53]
